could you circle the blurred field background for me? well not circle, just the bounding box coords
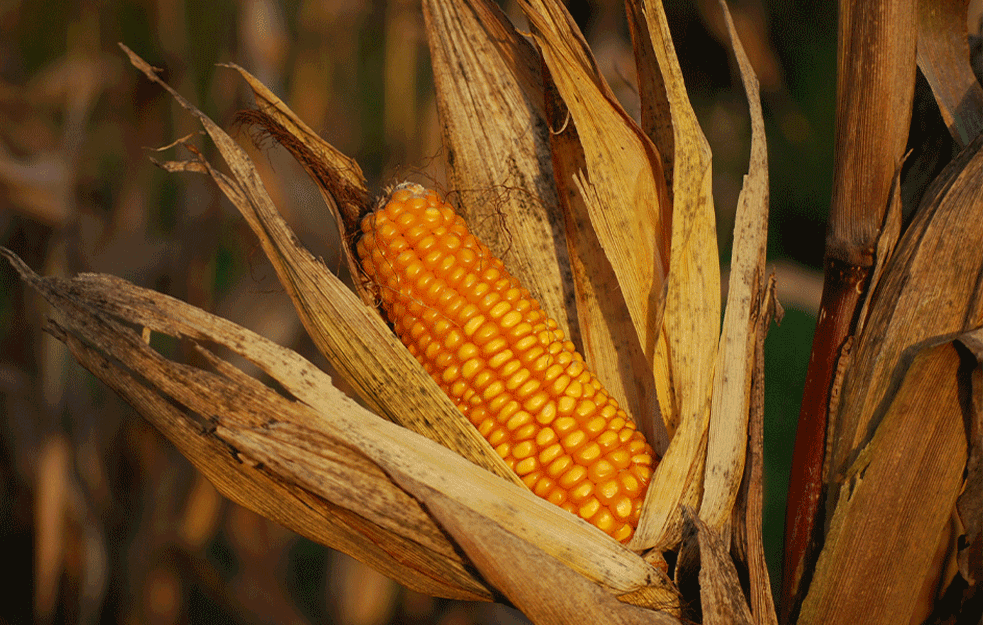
[0,0,841,623]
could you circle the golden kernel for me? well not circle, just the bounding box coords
[482,380,505,401]
[513,440,536,459]
[597,431,620,450]
[539,443,563,465]
[553,416,578,435]
[461,358,482,379]
[561,430,587,452]
[613,495,634,520]
[498,400,520,422]
[570,482,594,504]
[557,396,577,415]
[547,488,567,506]
[565,380,583,399]
[589,461,617,484]
[514,423,538,441]
[593,509,615,532]
[516,378,540,399]
[500,310,522,329]
[535,428,557,447]
[505,368,531,391]
[535,400,557,424]
[552,375,571,394]
[558,466,587,490]
[500,359,522,378]
[450,380,467,397]
[533,476,555,496]
[489,301,511,319]
[506,411,533,432]
[472,370,494,390]
[494,442,511,458]
[441,365,460,384]
[511,323,533,340]
[607,448,632,469]
[585,415,606,435]
[575,442,601,464]
[546,455,573,478]
[488,428,506,446]
[444,330,464,351]
[523,392,549,415]
[458,341,479,362]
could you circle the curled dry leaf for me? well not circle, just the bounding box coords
[2,249,679,614]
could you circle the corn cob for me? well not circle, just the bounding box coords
[355,182,657,542]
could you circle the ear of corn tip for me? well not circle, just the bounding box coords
[356,182,657,543]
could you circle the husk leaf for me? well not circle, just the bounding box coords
[422,0,576,341]
[626,0,722,551]
[518,0,672,374]
[700,0,770,531]
[1,249,492,601]
[3,248,683,614]
[542,69,667,454]
[119,44,521,486]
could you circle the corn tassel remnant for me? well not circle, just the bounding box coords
[356,183,657,542]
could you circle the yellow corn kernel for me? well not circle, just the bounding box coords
[357,182,658,542]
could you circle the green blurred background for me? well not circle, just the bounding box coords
[0,0,833,623]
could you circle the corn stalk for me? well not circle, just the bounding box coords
[782,0,983,623]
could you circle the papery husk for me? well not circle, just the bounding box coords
[421,0,576,342]
[700,0,770,533]
[490,0,670,462]
[518,0,672,379]
[542,59,667,455]
[119,45,521,488]
[623,0,721,552]
[3,249,682,618]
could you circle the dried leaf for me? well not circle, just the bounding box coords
[626,0,721,551]
[689,509,754,625]
[120,44,520,486]
[430,489,683,623]
[544,75,666,453]
[423,0,576,341]
[519,0,671,368]
[829,131,983,485]
[916,0,983,146]
[731,276,780,625]
[5,248,681,609]
[800,340,969,625]
[701,0,770,530]
[2,249,491,601]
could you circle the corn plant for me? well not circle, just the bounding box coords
[2,0,980,623]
